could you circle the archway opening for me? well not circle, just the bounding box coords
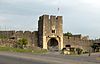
[47,38,59,51]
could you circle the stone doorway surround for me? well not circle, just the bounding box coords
[47,38,59,51]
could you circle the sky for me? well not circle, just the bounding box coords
[0,0,100,39]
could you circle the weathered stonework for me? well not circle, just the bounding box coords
[0,31,38,48]
[32,31,38,47]
[0,14,95,52]
[38,15,63,50]
[63,35,92,52]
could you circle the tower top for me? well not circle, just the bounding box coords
[40,14,62,18]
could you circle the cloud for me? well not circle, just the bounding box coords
[0,0,100,39]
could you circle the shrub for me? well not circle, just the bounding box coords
[76,48,83,55]
[14,38,28,49]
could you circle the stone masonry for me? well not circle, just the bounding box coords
[38,15,63,50]
[0,14,93,52]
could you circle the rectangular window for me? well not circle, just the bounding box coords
[52,30,55,33]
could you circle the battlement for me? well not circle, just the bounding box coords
[0,14,92,51]
[38,15,63,50]
[40,15,62,21]
[0,31,35,39]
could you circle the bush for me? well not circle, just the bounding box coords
[76,48,83,55]
[14,38,28,49]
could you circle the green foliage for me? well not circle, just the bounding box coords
[76,48,83,55]
[64,32,72,36]
[15,38,28,49]
[0,46,32,53]
[91,44,99,52]
[64,32,72,39]
[18,38,28,45]
[70,48,75,54]
[91,44,99,49]
[0,46,47,54]
[0,34,7,39]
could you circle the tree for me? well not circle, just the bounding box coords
[16,38,28,49]
[76,48,83,55]
[64,32,72,36]
[91,44,99,52]
[64,32,72,39]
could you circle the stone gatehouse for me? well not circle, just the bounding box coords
[38,15,63,50]
[0,14,93,52]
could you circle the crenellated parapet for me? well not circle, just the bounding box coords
[0,30,38,47]
[38,15,63,50]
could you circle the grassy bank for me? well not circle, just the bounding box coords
[0,46,47,54]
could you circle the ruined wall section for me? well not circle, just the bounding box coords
[0,39,16,47]
[0,31,38,48]
[0,31,15,39]
[32,31,38,47]
[15,31,23,39]
[23,31,32,47]
[15,31,38,47]
[63,35,92,52]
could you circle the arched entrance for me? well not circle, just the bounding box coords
[47,38,59,51]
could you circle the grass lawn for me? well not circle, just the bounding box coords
[0,46,47,54]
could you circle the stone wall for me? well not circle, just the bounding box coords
[0,15,94,51]
[0,31,38,48]
[15,31,23,38]
[63,35,92,52]
[0,31,94,52]
[0,39,16,47]
[32,31,38,47]
[0,31,15,38]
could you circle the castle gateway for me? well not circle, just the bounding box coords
[38,15,63,50]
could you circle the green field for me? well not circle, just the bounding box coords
[0,46,47,54]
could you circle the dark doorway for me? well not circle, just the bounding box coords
[48,38,59,51]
